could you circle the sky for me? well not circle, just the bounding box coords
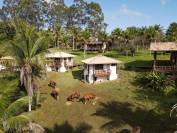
[65,0,177,32]
[0,0,177,32]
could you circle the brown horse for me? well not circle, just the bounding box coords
[48,80,56,88]
[131,126,141,133]
[67,91,81,102]
[51,88,59,100]
[80,93,96,104]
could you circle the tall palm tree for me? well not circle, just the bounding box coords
[1,96,30,132]
[52,24,64,48]
[79,29,91,58]
[69,26,80,50]
[98,31,108,53]
[8,19,48,112]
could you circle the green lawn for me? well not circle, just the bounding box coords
[1,49,175,133]
[29,67,177,133]
[49,48,170,69]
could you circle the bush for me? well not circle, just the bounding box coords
[130,46,136,56]
[135,72,174,92]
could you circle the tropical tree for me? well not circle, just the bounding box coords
[1,97,30,132]
[86,2,105,37]
[0,0,48,29]
[48,0,66,28]
[69,26,80,50]
[145,25,163,42]
[79,29,91,57]
[166,22,177,42]
[52,24,65,48]
[8,19,48,112]
[97,31,109,53]
[111,28,122,40]
[61,35,70,49]
[111,28,124,50]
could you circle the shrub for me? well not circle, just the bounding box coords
[135,72,174,92]
[130,46,136,56]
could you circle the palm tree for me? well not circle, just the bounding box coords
[1,96,45,133]
[8,19,48,112]
[52,24,64,48]
[1,97,30,132]
[98,31,108,53]
[69,26,80,50]
[79,29,91,58]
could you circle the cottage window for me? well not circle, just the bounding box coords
[95,64,103,70]
[111,64,116,66]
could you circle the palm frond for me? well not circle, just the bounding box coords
[4,96,28,118]
[30,37,48,59]
[8,42,26,64]
[3,115,30,133]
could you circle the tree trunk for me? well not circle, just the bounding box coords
[84,44,87,58]
[20,67,24,86]
[23,64,33,112]
[28,96,32,112]
[84,49,86,58]
[72,35,75,50]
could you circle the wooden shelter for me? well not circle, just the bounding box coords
[82,55,122,84]
[80,41,111,51]
[46,52,75,72]
[150,42,177,72]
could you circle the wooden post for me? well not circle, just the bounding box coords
[93,64,95,84]
[175,52,177,65]
[153,51,157,71]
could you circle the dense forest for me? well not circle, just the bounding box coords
[0,0,177,56]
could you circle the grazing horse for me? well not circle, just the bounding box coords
[80,93,96,104]
[51,88,59,100]
[48,80,56,88]
[131,126,141,133]
[67,91,80,102]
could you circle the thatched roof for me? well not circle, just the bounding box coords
[87,41,103,45]
[82,55,122,64]
[150,42,177,51]
[0,56,14,60]
[46,52,75,58]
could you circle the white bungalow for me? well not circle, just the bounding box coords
[46,52,75,72]
[0,56,15,71]
[82,55,122,84]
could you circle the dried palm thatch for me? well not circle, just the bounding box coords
[150,42,177,52]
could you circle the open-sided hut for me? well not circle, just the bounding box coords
[82,55,122,84]
[150,42,177,72]
[80,41,111,51]
[46,52,75,72]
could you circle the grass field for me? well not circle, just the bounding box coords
[50,48,170,69]
[1,49,176,133]
[29,67,177,133]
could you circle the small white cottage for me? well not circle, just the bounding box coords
[46,52,75,72]
[0,56,15,71]
[82,55,122,84]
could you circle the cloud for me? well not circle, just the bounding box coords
[160,0,170,5]
[117,4,151,19]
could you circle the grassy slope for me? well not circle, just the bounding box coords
[1,49,174,133]
[29,67,177,133]
[48,48,170,68]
